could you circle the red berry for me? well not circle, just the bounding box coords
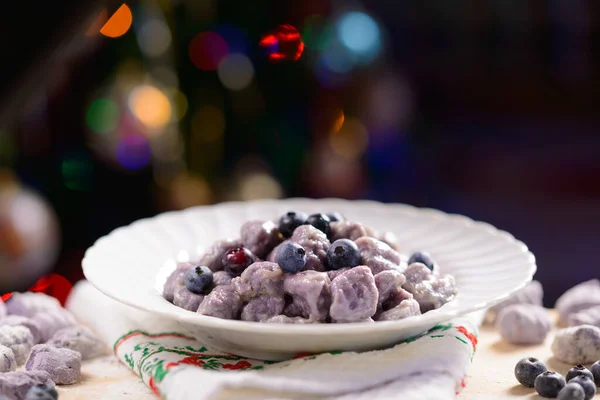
[222,247,255,276]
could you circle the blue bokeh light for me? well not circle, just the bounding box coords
[337,11,381,61]
[116,135,151,170]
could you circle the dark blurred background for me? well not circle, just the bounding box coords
[0,0,598,304]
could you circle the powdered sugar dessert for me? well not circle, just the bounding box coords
[162,211,458,323]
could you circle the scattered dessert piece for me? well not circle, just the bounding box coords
[0,325,34,365]
[496,304,551,345]
[551,325,600,364]
[330,266,378,323]
[569,306,600,328]
[5,293,61,318]
[0,371,54,400]
[490,280,543,317]
[26,344,82,385]
[0,316,43,344]
[47,325,105,360]
[556,279,600,325]
[0,344,16,372]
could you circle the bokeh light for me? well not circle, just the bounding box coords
[86,98,119,134]
[336,11,381,61]
[332,109,345,134]
[128,85,172,130]
[137,18,172,58]
[217,53,254,91]
[259,24,304,61]
[302,15,333,51]
[169,172,213,209]
[151,66,179,87]
[151,129,185,163]
[215,24,250,55]
[320,42,354,73]
[116,135,151,170]
[170,89,188,121]
[191,106,225,142]
[100,4,133,38]
[189,32,229,71]
[61,151,94,192]
[329,117,369,161]
[239,173,283,200]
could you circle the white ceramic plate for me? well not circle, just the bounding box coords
[82,198,536,360]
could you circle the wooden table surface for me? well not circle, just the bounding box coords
[57,311,598,400]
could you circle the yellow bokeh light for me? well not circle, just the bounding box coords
[129,85,172,130]
[329,118,368,161]
[191,106,225,142]
[332,109,345,134]
[169,172,213,209]
[171,89,188,121]
[100,4,133,38]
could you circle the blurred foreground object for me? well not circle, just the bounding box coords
[0,172,61,293]
[259,24,304,61]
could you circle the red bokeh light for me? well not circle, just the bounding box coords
[189,31,229,71]
[259,24,304,62]
[1,273,73,307]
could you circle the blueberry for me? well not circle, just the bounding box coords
[591,361,600,386]
[306,213,331,236]
[279,211,308,238]
[408,251,436,271]
[327,239,361,270]
[326,212,345,222]
[276,242,307,273]
[25,384,58,400]
[535,371,566,398]
[515,357,548,387]
[184,266,214,294]
[567,365,594,382]
[222,247,255,277]
[569,376,596,400]
[558,383,586,400]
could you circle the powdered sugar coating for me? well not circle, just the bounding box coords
[355,237,404,275]
[330,221,371,242]
[375,298,421,321]
[5,293,61,318]
[173,286,205,312]
[163,262,194,302]
[26,344,82,385]
[197,285,242,320]
[403,263,457,313]
[289,225,330,272]
[0,325,34,365]
[241,220,282,258]
[212,271,232,287]
[330,266,378,323]
[33,308,77,343]
[47,326,105,360]
[556,279,600,325]
[0,371,54,400]
[0,316,43,344]
[0,344,16,372]
[241,295,285,322]
[496,304,551,345]
[283,271,331,321]
[551,324,600,364]
[231,262,284,300]
[569,305,600,328]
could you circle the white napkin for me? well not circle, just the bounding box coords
[66,281,484,400]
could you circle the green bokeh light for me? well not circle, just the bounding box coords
[302,15,333,51]
[86,98,119,134]
[62,152,94,192]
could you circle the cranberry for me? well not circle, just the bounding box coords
[222,247,255,276]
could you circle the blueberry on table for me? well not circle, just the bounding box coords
[558,383,586,400]
[279,211,308,238]
[25,384,58,400]
[535,371,566,398]
[276,242,307,273]
[184,266,214,294]
[568,376,596,400]
[306,213,331,236]
[407,251,435,271]
[515,357,548,387]
[222,247,255,277]
[591,361,600,385]
[327,239,361,270]
[326,212,345,222]
[566,365,594,382]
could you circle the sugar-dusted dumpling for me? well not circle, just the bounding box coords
[403,263,457,313]
[0,325,34,365]
[26,344,82,385]
[490,280,544,317]
[5,293,61,318]
[240,220,282,259]
[330,266,378,323]
[289,225,330,272]
[496,304,551,345]
[551,324,600,364]
[568,305,600,328]
[0,344,16,372]
[47,326,106,360]
[284,271,331,321]
[197,238,243,272]
[556,279,600,325]
[0,316,43,344]
[0,371,54,400]
[355,237,404,275]
[197,285,242,320]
